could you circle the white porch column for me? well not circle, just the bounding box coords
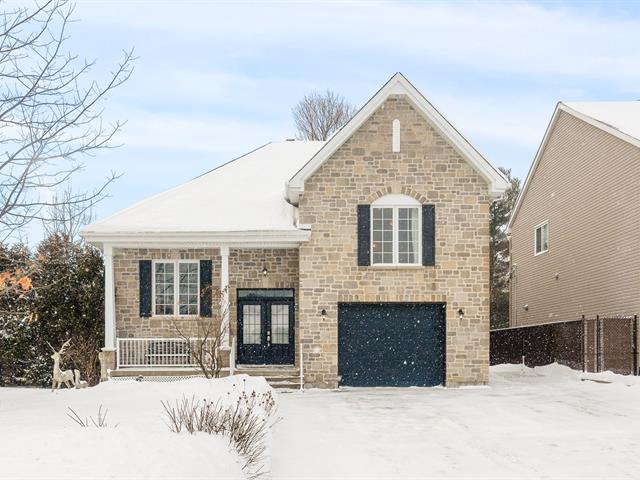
[220,246,230,347]
[103,244,116,350]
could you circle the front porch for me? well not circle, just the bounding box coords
[109,337,302,388]
[98,245,303,386]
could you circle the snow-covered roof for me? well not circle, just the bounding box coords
[562,101,640,144]
[84,73,511,247]
[82,141,324,245]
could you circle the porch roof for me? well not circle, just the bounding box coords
[81,140,324,246]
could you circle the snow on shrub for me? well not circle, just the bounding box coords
[161,379,277,479]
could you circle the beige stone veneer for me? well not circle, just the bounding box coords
[112,247,298,364]
[297,95,491,387]
[110,95,492,388]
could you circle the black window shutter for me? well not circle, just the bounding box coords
[199,260,213,317]
[422,204,436,266]
[357,204,371,266]
[139,260,152,317]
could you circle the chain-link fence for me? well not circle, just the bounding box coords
[491,315,639,375]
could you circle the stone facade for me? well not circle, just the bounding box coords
[114,248,221,338]
[228,248,300,360]
[109,95,492,389]
[297,95,492,388]
[112,247,299,363]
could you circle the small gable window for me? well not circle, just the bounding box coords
[371,194,421,265]
[392,119,400,153]
[534,221,549,255]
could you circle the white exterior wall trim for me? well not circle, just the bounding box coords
[508,102,640,231]
[83,229,310,249]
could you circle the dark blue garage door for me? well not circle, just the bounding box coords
[338,303,445,387]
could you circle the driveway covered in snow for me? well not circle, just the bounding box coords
[1,365,639,479]
[271,364,640,479]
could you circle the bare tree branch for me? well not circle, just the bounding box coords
[173,286,229,379]
[0,0,135,237]
[292,89,356,141]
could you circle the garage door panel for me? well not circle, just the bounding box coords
[338,303,445,387]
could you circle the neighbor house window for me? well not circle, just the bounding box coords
[371,194,421,265]
[534,222,549,255]
[153,260,199,316]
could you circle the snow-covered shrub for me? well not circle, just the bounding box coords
[162,386,277,479]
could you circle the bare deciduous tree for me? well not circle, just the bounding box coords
[42,186,94,239]
[173,286,229,379]
[0,0,134,241]
[292,90,357,141]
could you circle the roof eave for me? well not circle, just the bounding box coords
[80,229,311,250]
[508,101,640,232]
[507,103,562,232]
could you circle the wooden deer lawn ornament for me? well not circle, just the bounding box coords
[48,339,80,391]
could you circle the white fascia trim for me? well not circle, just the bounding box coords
[559,103,640,150]
[286,72,510,204]
[82,229,310,249]
[507,103,561,232]
[508,101,640,232]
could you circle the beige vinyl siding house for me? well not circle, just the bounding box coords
[509,102,640,327]
[82,73,509,388]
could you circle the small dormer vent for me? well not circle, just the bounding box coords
[392,119,400,152]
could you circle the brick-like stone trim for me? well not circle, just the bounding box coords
[367,186,427,204]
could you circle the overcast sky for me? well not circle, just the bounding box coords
[19,0,640,242]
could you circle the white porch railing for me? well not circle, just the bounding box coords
[116,338,214,368]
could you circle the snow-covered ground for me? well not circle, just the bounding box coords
[1,364,640,479]
[0,375,272,480]
[273,364,640,479]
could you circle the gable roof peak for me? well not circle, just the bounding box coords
[286,72,509,204]
[508,100,640,230]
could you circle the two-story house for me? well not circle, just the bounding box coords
[81,73,509,388]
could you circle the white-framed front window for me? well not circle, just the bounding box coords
[534,221,549,255]
[371,194,421,265]
[152,260,199,316]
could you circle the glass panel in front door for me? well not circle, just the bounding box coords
[271,304,289,344]
[242,304,261,344]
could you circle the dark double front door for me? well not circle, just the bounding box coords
[237,289,295,365]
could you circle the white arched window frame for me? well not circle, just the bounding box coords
[371,194,421,266]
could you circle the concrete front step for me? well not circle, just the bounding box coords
[236,366,301,389]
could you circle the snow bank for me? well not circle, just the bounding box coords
[0,375,273,480]
[581,369,640,386]
[492,361,640,386]
[490,362,582,383]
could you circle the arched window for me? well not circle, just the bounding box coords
[371,194,420,265]
[392,119,400,153]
